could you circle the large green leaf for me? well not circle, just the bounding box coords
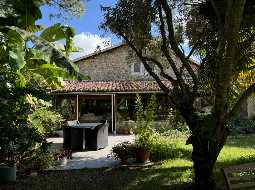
[16,70,27,87]
[7,29,26,71]
[40,24,75,56]
[39,63,73,79]
[40,23,66,42]
[7,29,24,48]
[7,26,79,76]
[9,47,26,71]
[28,49,51,64]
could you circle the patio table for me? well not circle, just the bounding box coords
[70,123,103,150]
[64,121,109,151]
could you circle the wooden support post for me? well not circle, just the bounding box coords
[113,94,117,135]
[111,94,117,135]
[76,95,79,121]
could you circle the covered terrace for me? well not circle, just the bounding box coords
[52,80,172,134]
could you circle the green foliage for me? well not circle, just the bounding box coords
[164,108,188,132]
[135,94,144,125]
[135,127,157,151]
[7,25,79,78]
[40,23,75,57]
[145,94,157,122]
[230,119,255,135]
[0,0,42,29]
[0,0,81,169]
[150,135,191,161]
[111,142,135,163]
[134,94,158,151]
[0,0,84,29]
[101,0,154,49]
[29,107,64,136]
[134,95,191,160]
[2,136,255,190]
[20,143,55,171]
[46,0,84,19]
[57,99,73,120]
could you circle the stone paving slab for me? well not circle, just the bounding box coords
[47,135,134,170]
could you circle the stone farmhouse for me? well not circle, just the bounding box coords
[53,43,254,134]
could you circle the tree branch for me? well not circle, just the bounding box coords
[186,26,207,59]
[120,34,171,94]
[209,0,222,27]
[118,31,179,106]
[160,0,198,91]
[157,2,186,91]
[143,56,177,84]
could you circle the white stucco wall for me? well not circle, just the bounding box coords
[247,94,255,119]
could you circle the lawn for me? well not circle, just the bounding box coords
[1,135,255,190]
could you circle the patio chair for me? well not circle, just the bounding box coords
[85,120,109,150]
[63,120,80,149]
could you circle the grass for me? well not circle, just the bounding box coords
[1,135,255,190]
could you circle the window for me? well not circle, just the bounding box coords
[133,62,141,73]
[131,62,143,75]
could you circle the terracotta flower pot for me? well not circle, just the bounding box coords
[135,149,150,163]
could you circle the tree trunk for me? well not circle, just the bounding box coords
[191,136,219,190]
[186,116,228,190]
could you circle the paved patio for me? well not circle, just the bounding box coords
[47,135,134,170]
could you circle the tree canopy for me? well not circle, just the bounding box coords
[102,0,255,189]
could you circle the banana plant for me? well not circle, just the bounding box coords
[1,24,79,88]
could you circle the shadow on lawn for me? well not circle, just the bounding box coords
[101,165,194,190]
[0,164,194,190]
[3,155,253,190]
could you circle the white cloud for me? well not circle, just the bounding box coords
[70,32,111,60]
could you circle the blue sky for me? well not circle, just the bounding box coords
[36,0,196,61]
[37,0,120,59]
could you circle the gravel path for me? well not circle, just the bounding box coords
[47,135,134,170]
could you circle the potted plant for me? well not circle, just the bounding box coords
[0,141,17,183]
[0,163,16,183]
[133,94,157,163]
[111,141,135,164]
[134,127,155,163]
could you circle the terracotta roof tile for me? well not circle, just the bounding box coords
[52,80,172,93]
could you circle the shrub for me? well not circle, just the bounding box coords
[111,142,135,163]
[133,94,192,161]
[29,107,64,136]
[21,148,55,171]
[230,119,255,134]
[161,108,188,132]
[57,99,73,121]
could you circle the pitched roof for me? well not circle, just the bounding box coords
[52,80,172,94]
[72,43,126,63]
